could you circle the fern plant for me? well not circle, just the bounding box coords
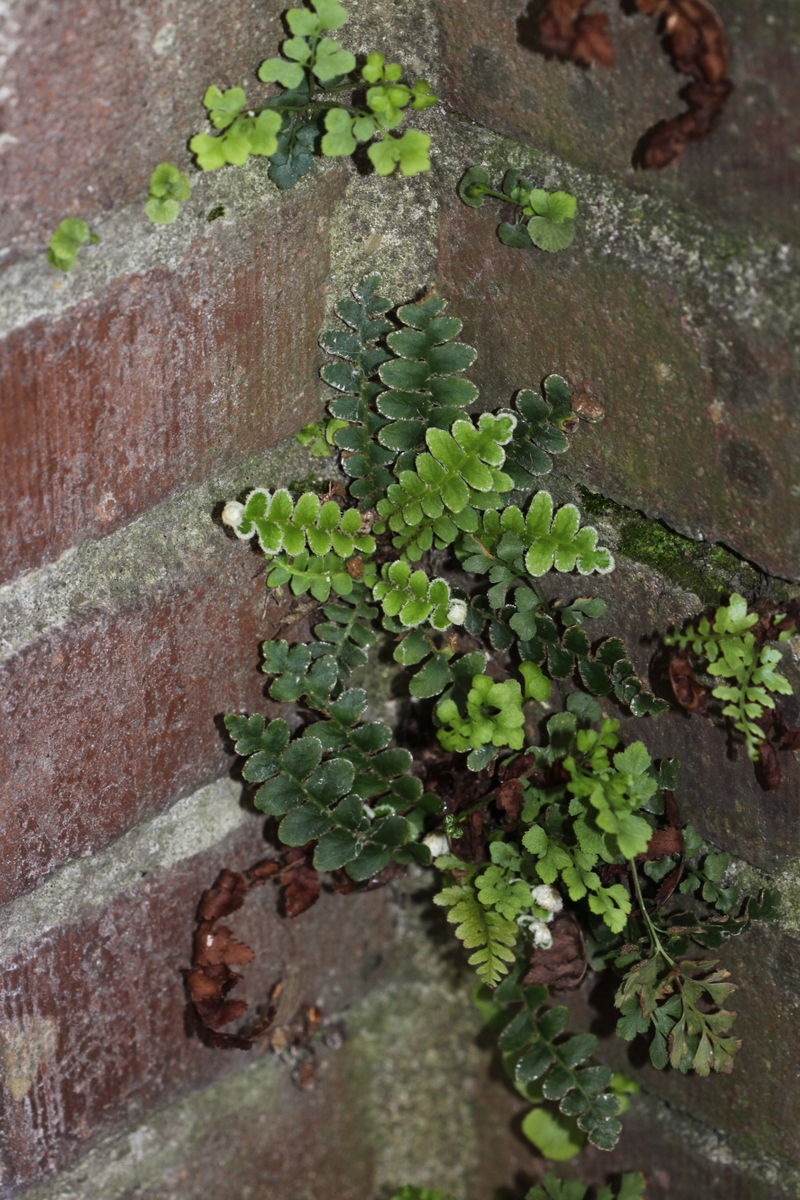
[226,679,437,880]
[459,166,578,252]
[665,593,795,760]
[497,981,624,1152]
[217,274,782,1165]
[190,1,436,188]
[46,217,98,271]
[145,163,191,224]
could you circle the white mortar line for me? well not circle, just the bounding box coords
[0,436,329,663]
[0,777,255,962]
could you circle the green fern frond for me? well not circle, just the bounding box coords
[375,294,478,469]
[222,487,375,560]
[503,375,575,489]
[666,593,795,758]
[433,871,519,986]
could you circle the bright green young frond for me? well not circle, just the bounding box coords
[458,165,578,254]
[666,593,796,759]
[368,130,431,176]
[436,673,525,761]
[47,217,97,270]
[372,560,453,629]
[145,163,191,224]
[221,487,375,561]
[433,871,519,985]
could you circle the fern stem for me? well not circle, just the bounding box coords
[628,859,675,968]
[526,579,567,707]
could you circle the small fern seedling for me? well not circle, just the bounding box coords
[459,166,578,252]
[190,1,436,188]
[46,217,99,271]
[145,163,191,224]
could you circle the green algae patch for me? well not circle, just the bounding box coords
[577,487,769,606]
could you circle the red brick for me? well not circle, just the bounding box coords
[0,0,292,252]
[0,825,397,1192]
[436,197,800,580]
[0,540,306,904]
[437,0,800,241]
[0,182,343,585]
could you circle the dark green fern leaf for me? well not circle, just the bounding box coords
[503,376,575,489]
[498,985,623,1151]
[321,274,397,507]
[375,294,478,469]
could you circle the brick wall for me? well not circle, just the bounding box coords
[1,0,798,1197]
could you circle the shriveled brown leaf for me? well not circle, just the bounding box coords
[194,922,255,968]
[451,809,488,864]
[498,752,538,783]
[653,863,685,908]
[329,869,359,895]
[190,869,270,1049]
[345,556,364,580]
[664,789,682,829]
[570,13,615,66]
[756,737,782,792]
[522,911,587,990]
[198,868,247,922]
[572,393,606,422]
[360,860,408,889]
[600,862,630,884]
[494,753,537,822]
[187,966,230,1004]
[640,86,730,168]
[201,998,249,1031]
[540,0,615,66]
[640,826,684,861]
[189,857,329,1052]
[640,114,696,169]
[539,0,732,167]
[669,651,708,713]
[247,848,320,918]
[638,0,732,166]
[191,1011,254,1052]
[494,778,525,824]
[663,0,729,83]
[283,862,321,917]
[246,858,282,882]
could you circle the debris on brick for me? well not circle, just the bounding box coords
[538,0,733,167]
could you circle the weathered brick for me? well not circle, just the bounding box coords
[0,536,306,905]
[436,196,800,580]
[0,180,343,584]
[0,824,398,1193]
[436,0,800,241]
[9,875,789,1200]
[0,0,295,252]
